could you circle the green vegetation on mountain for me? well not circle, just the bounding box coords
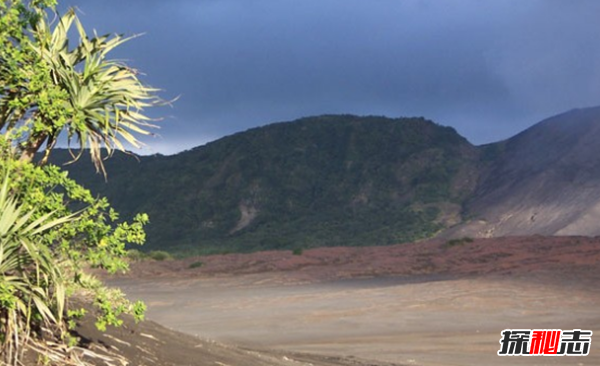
[54,115,480,255]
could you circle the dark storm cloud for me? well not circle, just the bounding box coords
[57,0,600,154]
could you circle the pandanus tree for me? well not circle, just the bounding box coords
[0,2,156,364]
[0,1,163,174]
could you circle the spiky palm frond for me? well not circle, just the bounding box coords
[7,8,165,174]
[0,172,74,365]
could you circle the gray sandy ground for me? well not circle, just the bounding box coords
[109,272,600,366]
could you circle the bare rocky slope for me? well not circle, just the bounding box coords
[449,106,600,237]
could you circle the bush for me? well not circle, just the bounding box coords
[0,143,148,364]
[147,250,174,261]
[126,249,147,262]
[188,261,204,269]
[445,236,474,248]
[292,247,304,256]
[0,172,71,358]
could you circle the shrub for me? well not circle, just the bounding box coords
[127,249,147,262]
[147,250,174,261]
[188,261,204,269]
[0,172,72,361]
[0,144,149,365]
[445,236,474,248]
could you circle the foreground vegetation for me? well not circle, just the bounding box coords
[1,1,162,364]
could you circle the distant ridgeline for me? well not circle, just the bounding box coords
[51,107,600,255]
[47,115,480,255]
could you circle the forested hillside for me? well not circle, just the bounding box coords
[51,115,479,254]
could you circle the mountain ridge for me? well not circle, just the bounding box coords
[48,107,600,254]
[51,115,479,254]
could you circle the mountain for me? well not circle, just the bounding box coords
[449,106,600,237]
[50,115,479,254]
[50,107,600,254]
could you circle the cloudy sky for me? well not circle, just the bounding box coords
[58,0,600,155]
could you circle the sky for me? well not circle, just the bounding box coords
[57,0,600,155]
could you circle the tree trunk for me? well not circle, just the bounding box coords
[19,134,47,163]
